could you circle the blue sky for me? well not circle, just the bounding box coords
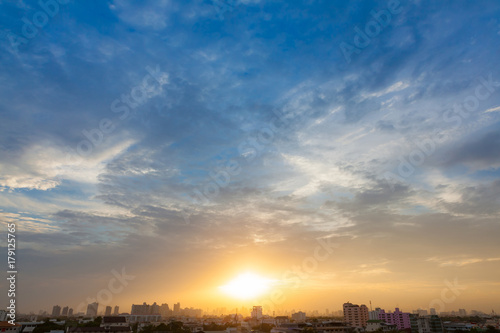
[1,0,500,314]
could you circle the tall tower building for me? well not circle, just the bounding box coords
[113,306,119,315]
[151,302,160,314]
[343,302,369,328]
[105,306,112,316]
[86,302,99,317]
[159,304,170,317]
[52,305,61,317]
[251,306,263,319]
[62,306,69,316]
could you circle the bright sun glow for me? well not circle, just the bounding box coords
[219,272,275,299]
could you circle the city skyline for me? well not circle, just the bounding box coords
[31,301,498,318]
[1,0,500,319]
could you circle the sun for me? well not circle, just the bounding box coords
[219,272,276,300]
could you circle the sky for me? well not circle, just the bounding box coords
[1,0,500,315]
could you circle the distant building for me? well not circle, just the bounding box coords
[414,309,428,316]
[113,306,119,316]
[274,316,289,326]
[68,327,131,333]
[343,302,369,328]
[430,308,437,316]
[159,304,170,318]
[271,323,303,333]
[124,314,161,323]
[86,303,99,317]
[68,308,74,316]
[62,307,69,316]
[251,306,263,320]
[366,320,397,332]
[131,302,161,315]
[151,303,160,315]
[443,322,473,331]
[458,309,467,317]
[173,303,181,314]
[52,306,61,317]
[131,303,149,315]
[291,312,306,323]
[369,308,381,321]
[378,308,411,330]
[101,316,129,328]
[105,307,112,316]
[315,321,352,333]
[410,314,444,333]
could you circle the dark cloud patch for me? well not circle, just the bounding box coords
[441,180,500,216]
[443,130,500,169]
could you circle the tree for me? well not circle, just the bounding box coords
[485,326,500,333]
[33,321,64,333]
[251,323,275,333]
[165,321,190,333]
[154,323,169,332]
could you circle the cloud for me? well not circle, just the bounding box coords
[485,105,500,113]
[110,0,172,30]
[0,138,135,191]
[1,0,500,313]
[426,256,500,267]
[442,130,500,170]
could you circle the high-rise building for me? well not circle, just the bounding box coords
[151,302,160,314]
[105,306,112,316]
[430,308,437,315]
[131,302,162,315]
[343,302,369,328]
[291,311,306,322]
[62,306,69,316]
[52,305,61,317]
[131,303,150,315]
[410,314,444,333]
[173,303,181,314]
[251,306,263,319]
[159,304,170,318]
[68,308,74,316]
[369,308,381,320]
[86,302,99,317]
[429,315,444,332]
[414,309,428,316]
[458,309,467,317]
[378,308,411,330]
[114,306,119,315]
